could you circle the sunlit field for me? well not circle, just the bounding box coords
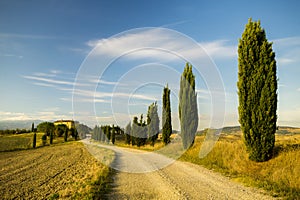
[180,128,300,199]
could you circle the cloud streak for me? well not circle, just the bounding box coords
[272,36,300,67]
[86,28,237,62]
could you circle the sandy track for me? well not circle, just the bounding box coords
[85,141,274,200]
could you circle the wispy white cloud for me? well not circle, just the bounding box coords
[23,75,77,86]
[200,40,237,59]
[273,36,300,47]
[86,28,236,62]
[272,36,300,67]
[32,72,56,77]
[72,88,157,102]
[0,53,23,59]
[0,108,71,122]
[33,82,56,88]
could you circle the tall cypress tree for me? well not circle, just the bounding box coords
[131,117,138,146]
[138,114,147,147]
[147,102,160,146]
[125,122,131,145]
[50,130,53,144]
[111,125,116,144]
[179,63,198,149]
[162,85,172,145]
[31,123,34,133]
[33,132,37,148]
[238,19,277,162]
[106,126,111,143]
[64,129,68,142]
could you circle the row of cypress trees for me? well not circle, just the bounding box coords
[92,124,121,144]
[176,18,277,162]
[129,18,277,163]
[124,85,174,147]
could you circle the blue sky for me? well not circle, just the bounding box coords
[0,0,300,129]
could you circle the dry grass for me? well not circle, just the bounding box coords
[180,132,300,199]
[0,132,76,152]
[114,139,165,151]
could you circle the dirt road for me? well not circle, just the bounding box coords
[85,141,274,200]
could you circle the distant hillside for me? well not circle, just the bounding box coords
[276,126,300,134]
[197,126,300,135]
[0,120,43,130]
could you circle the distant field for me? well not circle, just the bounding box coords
[0,142,113,199]
[0,132,75,152]
[180,130,300,199]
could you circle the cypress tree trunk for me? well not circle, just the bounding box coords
[111,125,116,144]
[64,130,68,142]
[33,132,37,148]
[31,123,34,133]
[237,19,277,162]
[179,63,198,149]
[162,85,172,145]
[50,131,53,144]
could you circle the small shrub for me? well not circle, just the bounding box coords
[42,134,47,146]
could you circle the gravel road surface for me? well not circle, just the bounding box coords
[83,140,274,200]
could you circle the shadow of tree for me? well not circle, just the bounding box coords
[273,143,300,158]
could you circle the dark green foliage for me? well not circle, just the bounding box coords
[54,124,67,137]
[237,19,277,162]
[64,129,68,142]
[50,131,53,144]
[106,126,111,142]
[37,122,55,136]
[42,134,47,145]
[100,126,105,142]
[125,122,131,145]
[138,115,147,147]
[131,115,147,147]
[111,125,116,144]
[31,123,34,132]
[179,63,198,149]
[33,132,37,148]
[147,102,160,146]
[74,129,78,140]
[92,125,102,141]
[162,85,172,145]
[131,117,138,146]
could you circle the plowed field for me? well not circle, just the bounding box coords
[0,142,111,199]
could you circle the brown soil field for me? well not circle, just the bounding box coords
[0,142,111,199]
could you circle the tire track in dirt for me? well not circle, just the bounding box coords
[0,152,54,182]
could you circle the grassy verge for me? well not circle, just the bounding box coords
[63,161,114,200]
[179,133,300,199]
[114,139,164,151]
